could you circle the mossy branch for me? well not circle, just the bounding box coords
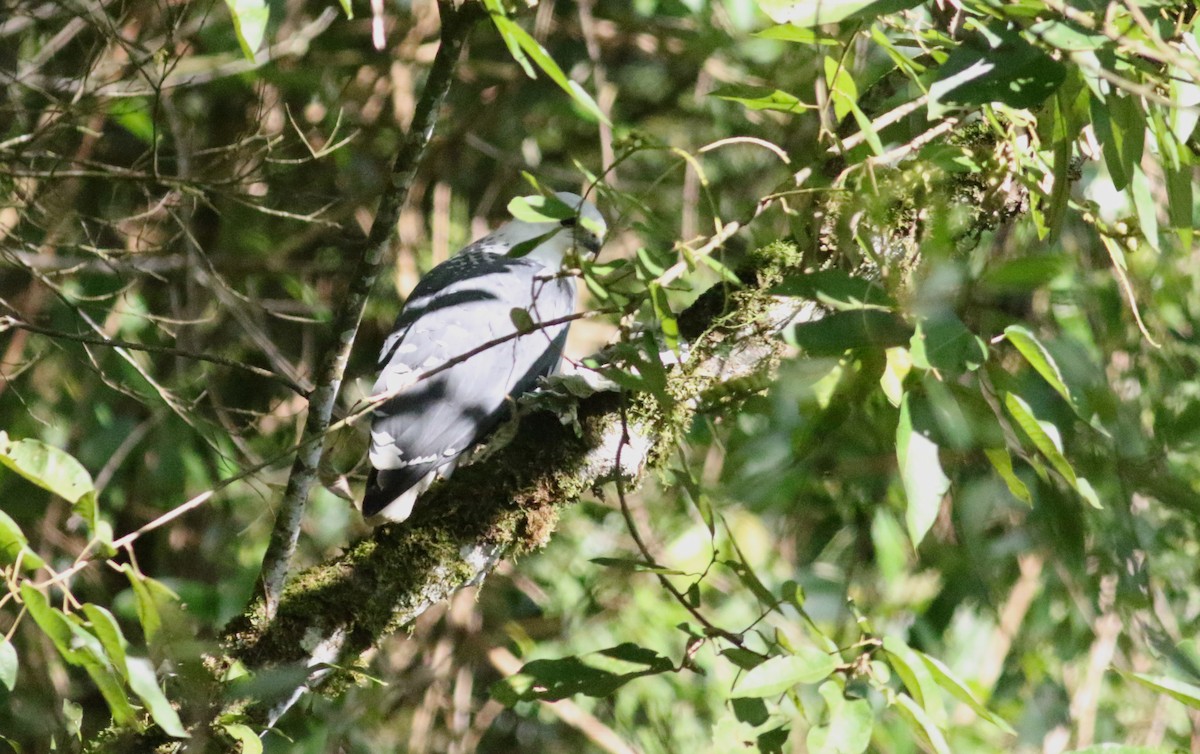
[257,0,485,619]
[220,244,807,725]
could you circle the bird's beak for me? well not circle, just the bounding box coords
[580,234,603,255]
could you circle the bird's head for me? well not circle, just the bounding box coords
[495,191,606,267]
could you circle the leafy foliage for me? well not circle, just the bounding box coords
[1,0,1199,752]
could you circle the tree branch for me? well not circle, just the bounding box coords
[222,244,810,724]
[257,0,484,619]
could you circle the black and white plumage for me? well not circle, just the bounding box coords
[361,191,606,523]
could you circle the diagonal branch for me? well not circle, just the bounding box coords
[221,247,812,724]
[257,0,484,619]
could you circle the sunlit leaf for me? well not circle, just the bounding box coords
[731,648,838,698]
[20,585,85,666]
[0,509,45,571]
[918,650,1015,734]
[1129,166,1160,250]
[785,310,911,355]
[909,315,986,375]
[490,16,609,124]
[1091,92,1144,191]
[929,23,1066,117]
[754,25,839,45]
[127,657,189,738]
[1003,326,1073,404]
[222,723,262,753]
[893,693,952,754]
[984,448,1032,505]
[883,636,944,724]
[493,644,672,703]
[507,194,576,223]
[756,0,922,27]
[0,638,16,692]
[590,557,687,575]
[896,394,950,548]
[711,85,813,113]
[225,0,269,60]
[808,681,873,754]
[1122,671,1200,709]
[81,605,129,682]
[773,271,894,310]
[0,432,98,533]
[120,565,179,646]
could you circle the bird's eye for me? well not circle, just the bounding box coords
[559,217,577,228]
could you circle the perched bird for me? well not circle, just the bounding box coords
[361,191,606,523]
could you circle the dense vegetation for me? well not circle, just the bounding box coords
[2,0,1200,752]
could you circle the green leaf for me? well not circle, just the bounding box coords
[24,588,139,726]
[845,97,884,155]
[507,194,576,223]
[1165,152,1194,248]
[222,723,262,753]
[755,0,922,27]
[506,228,559,259]
[883,636,944,724]
[773,271,895,310]
[0,432,98,533]
[224,0,269,60]
[648,283,680,354]
[1122,671,1200,709]
[1129,165,1160,250]
[929,23,1066,117]
[1003,392,1100,508]
[126,657,189,738]
[509,307,536,334]
[83,662,138,726]
[1028,19,1107,51]
[490,16,608,124]
[979,255,1067,291]
[731,647,838,698]
[896,394,950,549]
[1003,326,1073,404]
[63,699,83,739]
[825,55,858,122]
[785,310,912,355]
[493,644,672,703]
[721,647,767,671]
[20,585,85,665]
[0,637,16,692]
[107,99,156,145]
[0,509,45,571]
[808,681,873,754]
[711,85,813,113]
[893,693,952,754]
[909,315,986,374]
[1090,92,1144,191]
[120,565,179,645]
[590,557,687,575]
[754,25,839,45]
[984,448,1032,505]
[81,605,129,681]
[918,650,1015,734]
[1063,747,1175,754]
[336,0,352,20]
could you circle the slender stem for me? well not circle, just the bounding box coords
[0,316,308,394]
[257,0,482,618]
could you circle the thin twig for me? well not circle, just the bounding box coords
[613,396,748,647]
[0,316,309,394]
[256,0,484,618]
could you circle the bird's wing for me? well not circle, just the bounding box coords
[365,252,575,513]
